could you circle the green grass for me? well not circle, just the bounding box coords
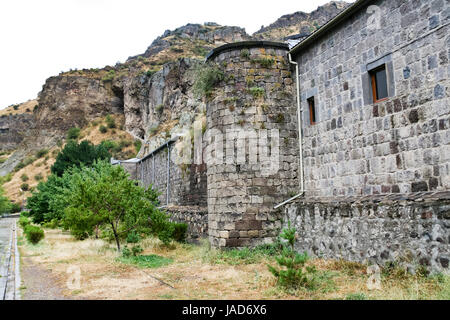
[119,254,173,269]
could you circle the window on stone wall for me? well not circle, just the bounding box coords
[308,97,316,125]
[369,65,388,103]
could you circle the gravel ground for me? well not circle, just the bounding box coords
[20,255,74,300]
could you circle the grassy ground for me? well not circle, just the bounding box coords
[18,228,450,300]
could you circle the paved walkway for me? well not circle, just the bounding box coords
[0,216,20,300]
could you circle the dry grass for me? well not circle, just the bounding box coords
[18,228,449,300]
[3,152,56,202]
[0,99,37,117]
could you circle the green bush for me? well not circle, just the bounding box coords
[105,115,116,129]
[21,174,29,182]
[99,125,108,134]
[132,245,144,256]
[10,203,21,213]
[67,127,81,140]
[24,225,45,244]
[19,216,31,228]
[42,219,60,229]
[126,231,141,244]
[34,173,44,182]
[172,223,188,242]
[134,140,142,154]
[36,149,49,158]
[193,64,225,98]
[20,183,29,191]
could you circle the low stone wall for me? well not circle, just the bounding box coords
[166,206,208,240]
[283,191,450,273]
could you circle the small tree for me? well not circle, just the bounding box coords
[63,161,161,251]
[268,223,318,290]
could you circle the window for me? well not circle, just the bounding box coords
[370,65,388,103]
[308,97,316,125]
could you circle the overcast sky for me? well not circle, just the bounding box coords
[0,0,353,109]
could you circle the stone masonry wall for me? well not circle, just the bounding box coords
[206,42,299,248]
[293,0,450,197]
[284,191,450,273]
[137,142,207,207]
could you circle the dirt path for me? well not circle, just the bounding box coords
[20,254,74,300]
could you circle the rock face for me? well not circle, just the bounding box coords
[254,1,350,41]
[0,113,34,151]
[123,58,205,150]
[35,75,124,133]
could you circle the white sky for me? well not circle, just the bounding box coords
[0,0,354,109]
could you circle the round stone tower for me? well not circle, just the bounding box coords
[205,41,299,248]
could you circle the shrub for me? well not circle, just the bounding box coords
[193,64,225,98]
[172,223,188,242]
[252,57,275,68]
[21,174,29,182]
[34,173,44,182]
[36,149,49,158]
[134,140,142,154]
[10,203,21,213]
[19,216,31,228]
[132,245,144,256]
[42,219,60,229]
[105,115,116,129]
[240,49,250,59]
[268,223,319,291]
[20,183,29,191]
[126,231,141,244]
[102,70,115,82]
[249,87,265,99]
[24,225,45,244]
[14,162,25,172]
[67,127,81,140]
[99,125,108,134]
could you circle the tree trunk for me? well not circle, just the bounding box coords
[111,222,121,252]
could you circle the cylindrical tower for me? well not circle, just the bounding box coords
[205,41,299,248]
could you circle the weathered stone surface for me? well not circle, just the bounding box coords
[284,192,450,273]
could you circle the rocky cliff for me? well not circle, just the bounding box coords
[254,1,350,41]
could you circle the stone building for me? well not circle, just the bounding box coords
[117,0,449,271]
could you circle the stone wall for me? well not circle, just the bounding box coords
[205,42,299,247]
[136,141,207,207]
[166,206,209,240]
[293,0,450,197]
[284,191,450,273]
